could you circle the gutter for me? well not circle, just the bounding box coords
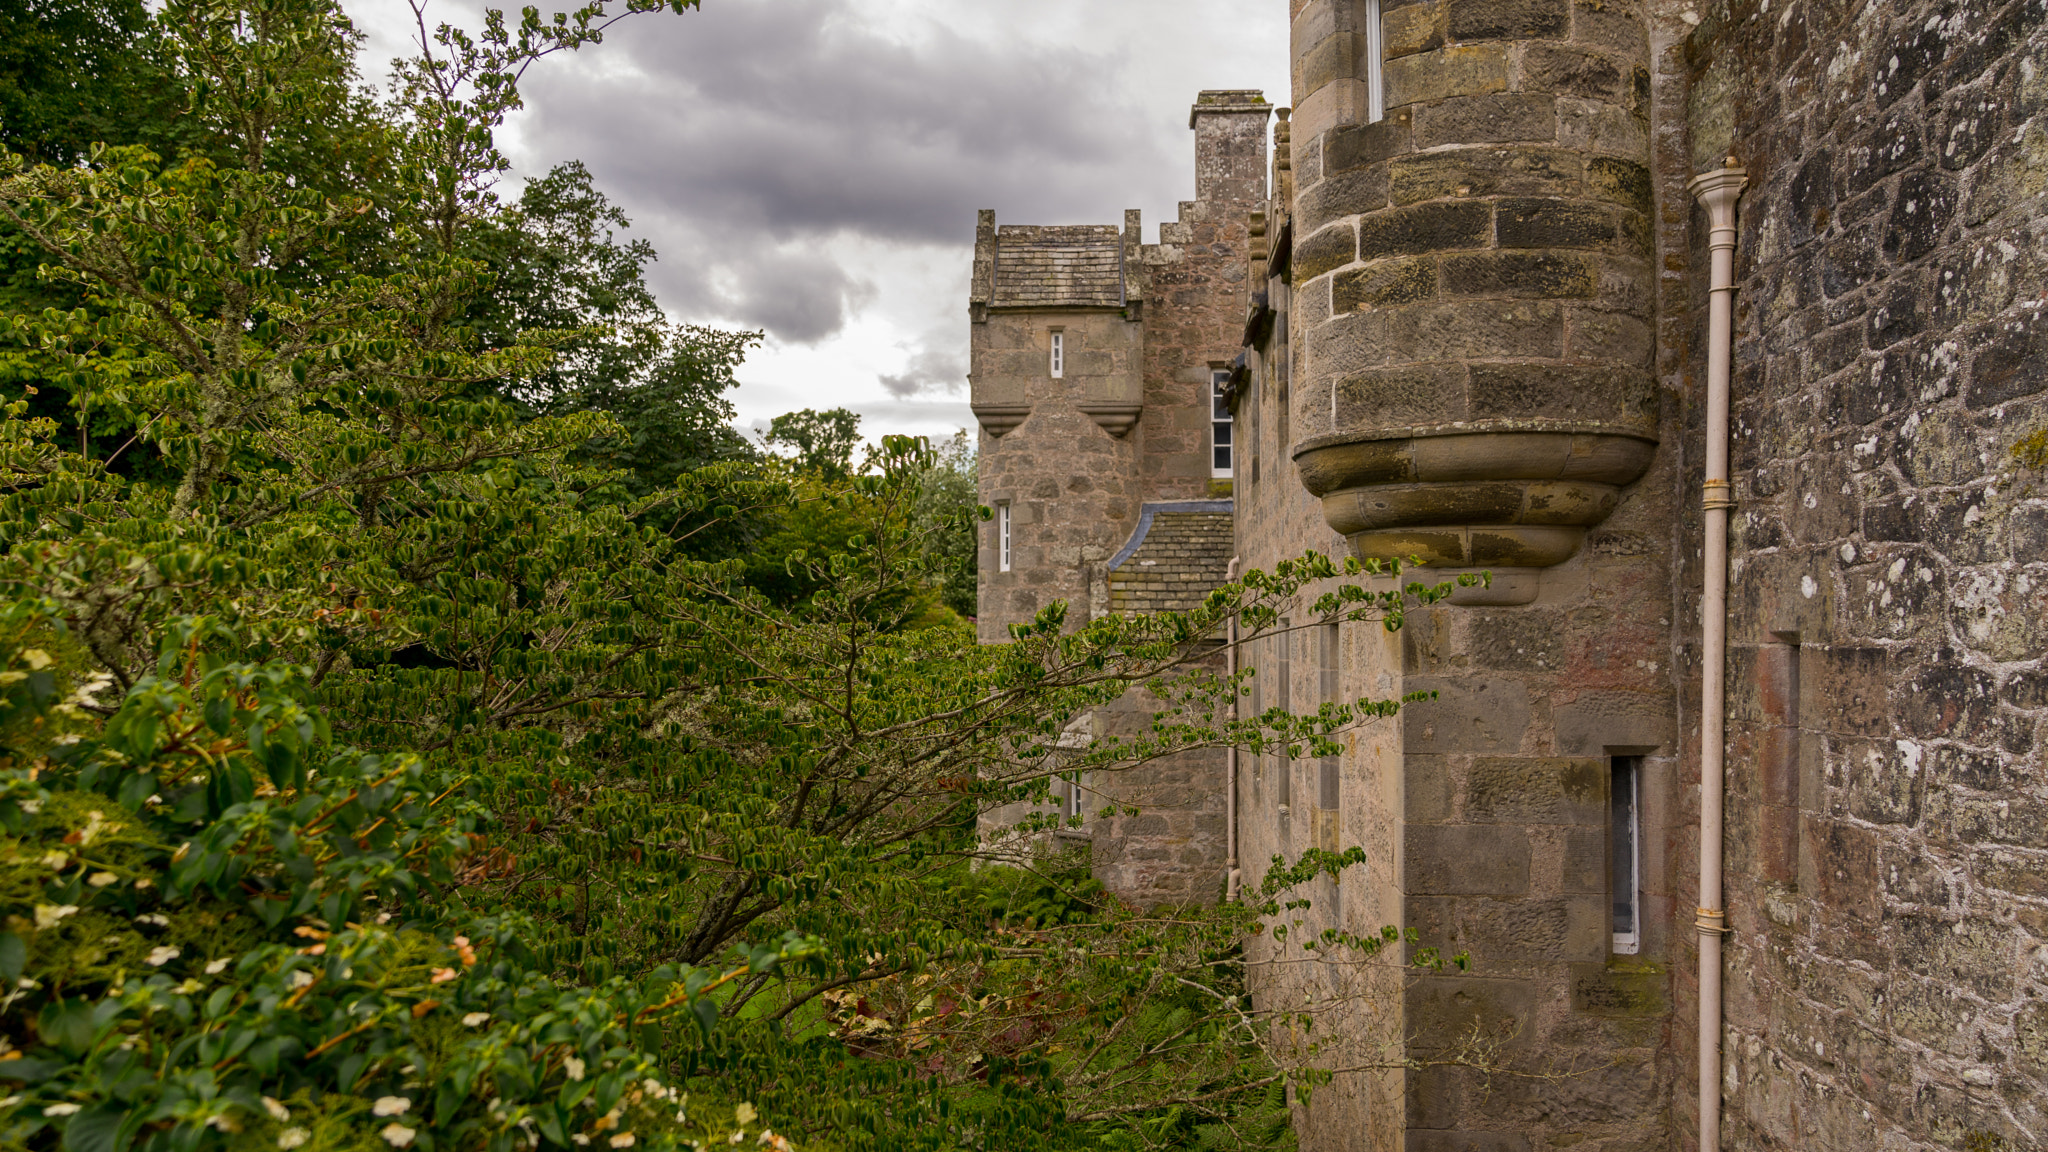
[1687,159,1747,1152]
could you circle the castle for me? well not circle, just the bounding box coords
[971,2,2048,1150]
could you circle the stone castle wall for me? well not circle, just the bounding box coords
[1682,2,2048,1148]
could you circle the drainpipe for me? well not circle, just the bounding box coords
[1688,159,1747,1152]
[1226,556,1242,902]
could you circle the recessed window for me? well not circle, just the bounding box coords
[1612,756,1641,955]
[998,503,1012,572]
[1050,331,1064,378]
[1211,370,1234,478]
[1365,0,1386,124]
[1064,772,1086,821]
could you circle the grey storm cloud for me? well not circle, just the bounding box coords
[510,0,1170,343]
[877,335,968,399]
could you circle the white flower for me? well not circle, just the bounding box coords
[87,872,118,888]
[33,904,79,930]
[135,913,169,927]
[278,1129,309,1149]
[44,1103,82,1117]
[641,1079,663,1098]
[729,1132,744,1146]
[146,946,180,966]
[563,1057,586,1082]
[733,1104,756,1125]
[17,798,40,813]
[290,971,315,989]
[262,1097,291,1122]
[609,1135,636,1148]
[0,1096,19,1109]
[372,1097,411,1117]
[462,1012,491,1027]
[206,957,232,975]
[40,852,68,869]
[133,878,153,889]
[571,1137,590,1147]
[380,1123,416,1147]
[375,912,393,924]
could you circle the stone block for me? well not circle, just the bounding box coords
[1325,116,1413,173]
[1407,826,1532,894]
[1384,0,1444,60]
[1446,0,1567,42]
[1335,363,1469,426]
[1519,43,1628,103]
[1584,156,1652,214]
[1391,147,1583,206]
[1882,169,1959,264]
[1466,363,1655,430]
[1441,251,1598,299]
[1358,201,1494,260]
[1386,44,1510,108]
[1568,959,1669,1018]
[1405,975,1537,1053]
[1296,163,1393,234]
[1294,221,1358,282]
[1333,257,1440,312]
[1495,197,1620,249]
[1413,95,1558,148]
[1465,757,1605,825]
[1383,300,1567,361]
[1969,308,2048,409]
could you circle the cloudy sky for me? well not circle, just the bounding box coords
[349,0,1290,446]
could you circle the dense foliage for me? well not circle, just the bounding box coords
[0,2,1470,1148]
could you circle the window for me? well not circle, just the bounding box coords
[1276,623,1291,815]
[1612,756,1641,955]
[1365,0,1386,124]
[1065,772,1086,821]
[1318,623,1340,810]
[998,503,1012,572]
[1050,331,1064,378]
[1211,370,1234,478]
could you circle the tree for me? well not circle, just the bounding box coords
[0,1,1479,1147]
[763,407,861,481]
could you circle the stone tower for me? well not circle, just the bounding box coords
[972,91,1270,906]
[1255,2,1677,1149]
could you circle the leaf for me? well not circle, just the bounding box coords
[0,933,23,981]
[63,1103,125,1152]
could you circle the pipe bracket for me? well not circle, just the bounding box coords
[1695,907,1730,936]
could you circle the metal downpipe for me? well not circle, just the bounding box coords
[1688,160,1747,1152]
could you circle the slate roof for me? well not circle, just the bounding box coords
[1108,505,1234,616]
[991,225,1126,308]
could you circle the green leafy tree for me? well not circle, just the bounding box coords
[0,1,1487,1148]
[763,407,861,481]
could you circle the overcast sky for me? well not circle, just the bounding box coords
[348,0,1290,447]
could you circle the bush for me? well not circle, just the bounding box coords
[0,604,812,1152]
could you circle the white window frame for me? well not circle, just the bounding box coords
[1612,756,1641,955]
[1049,331,1064,379]
[1211,370,1234,479]
[998,503,1012,572]
[1365,0,1386,124]
[1064,772,1086,821]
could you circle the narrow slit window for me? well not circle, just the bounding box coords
[1049,331,1064,378]
[1318,622,1340,810]
[1276,623,1292,814]
[1211,370,1234,477]
[1612,755,1641,955]
[998,503,1012,572]
[1365,0,1386,124]
[1065,772,1085,821]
